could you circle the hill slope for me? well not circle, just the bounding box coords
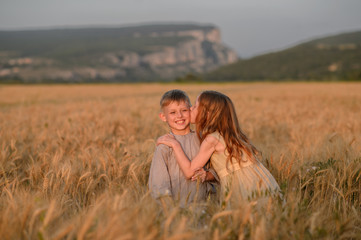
[205,30,361,81]
[0,24,238,82]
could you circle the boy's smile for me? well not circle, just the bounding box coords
[159,101,191,135]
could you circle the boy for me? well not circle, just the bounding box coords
[148,89,218,206]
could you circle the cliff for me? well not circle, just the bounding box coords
[0,24,238,82]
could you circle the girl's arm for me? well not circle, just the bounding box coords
[157,134,218,178]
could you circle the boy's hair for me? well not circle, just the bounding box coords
[160,89,191,109]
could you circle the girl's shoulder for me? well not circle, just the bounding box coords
[205,131,225,153]
[207,131,222,141]
[204,132,220,143]
[207,131,224,143]
[205,131,224,146]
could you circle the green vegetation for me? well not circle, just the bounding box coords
[174,73,204,83]
[2,25,361,83]
[204,30,361,81]
[0,24,227,83]
[0,25,197,65]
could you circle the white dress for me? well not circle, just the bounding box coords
[209,132,280,205]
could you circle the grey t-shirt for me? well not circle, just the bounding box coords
[148,131,218,206]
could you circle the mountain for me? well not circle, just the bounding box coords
[205,30,361,81]
[0,24,238,83]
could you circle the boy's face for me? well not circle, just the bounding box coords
[159,100,191,135]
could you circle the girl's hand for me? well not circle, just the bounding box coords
[156,134,179,148]
[191,168,207,183]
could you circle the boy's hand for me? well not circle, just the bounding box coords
[157,134,178,148]
[191,168,207,183]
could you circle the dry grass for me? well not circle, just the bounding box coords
[0,82,360,240]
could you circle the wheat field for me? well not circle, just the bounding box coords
[0,82,360,240]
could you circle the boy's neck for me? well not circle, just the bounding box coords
[170,128,191,136]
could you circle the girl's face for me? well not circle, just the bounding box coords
[190,96,199,124]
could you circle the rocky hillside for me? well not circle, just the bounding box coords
[205,30,361,81]
[0,24,238,82]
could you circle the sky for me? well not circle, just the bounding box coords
[1,0,361,58]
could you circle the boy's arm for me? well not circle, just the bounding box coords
[148,145,173,200]
[205,167,219,182]
[203,160,219,182]
[191,161,219,183]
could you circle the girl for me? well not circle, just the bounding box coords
[157,90,280,206]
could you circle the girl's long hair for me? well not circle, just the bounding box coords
[195,91,259,165]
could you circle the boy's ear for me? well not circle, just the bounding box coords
[159,112,167,122]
